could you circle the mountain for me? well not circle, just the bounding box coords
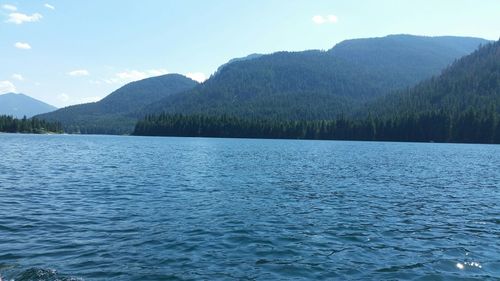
[36,74,198,134]
[0,93,57,118]
[369,39,500,117]
[144,35,488,120]
[135,40,500,144]
[215,53,263,73]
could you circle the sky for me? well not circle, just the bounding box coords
[1,0,499,108]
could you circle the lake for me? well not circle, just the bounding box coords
[0,134,499,280]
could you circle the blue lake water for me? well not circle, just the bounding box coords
[0,133,499,280]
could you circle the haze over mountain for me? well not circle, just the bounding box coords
[0,93,57,118]
[37,74,198,134]
[145,35,488,120]
[369,39,500,117]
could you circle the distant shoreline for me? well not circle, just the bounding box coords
[2,131,498,146]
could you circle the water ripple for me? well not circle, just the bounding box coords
[0,134,499,280]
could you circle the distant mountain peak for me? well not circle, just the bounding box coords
[0,92,57,118]
[329,34,488,52]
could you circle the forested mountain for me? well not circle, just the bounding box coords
[135,40,500,144]
[215,53,263,73]
[368,39,500,117]
[0,93,57,118]
[36,74,198,134]
[35,34,488,135]
[144,35,487,120]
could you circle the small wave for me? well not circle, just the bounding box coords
[7,268,81,281]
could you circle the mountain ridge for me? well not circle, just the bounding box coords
[144,34,489,121]
[37,34,490,134]
[0,93,57,118]
[36,74,198,134]
[135,40,500,143]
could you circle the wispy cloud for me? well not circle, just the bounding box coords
[57,93,70,102]
[57,93,102,105]
[2,4,17,11]
[78,96,102,103]
[14,42,32,50]
[185,72,207,83]
[44,3,55,10]
[68,69,90,77]
[312,15,338,25]
[0,80,16,94]
[6,12,43,24]
[104,69,168,84]
[12,74,24,81]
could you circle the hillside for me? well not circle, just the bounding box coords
[0,93,57,118]
[134,41,500,143]
[369,39,500,117]
[37,74,198,134]
[145,35,488,120]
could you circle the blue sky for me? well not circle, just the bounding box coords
[1,0,499,107]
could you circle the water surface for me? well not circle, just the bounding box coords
[0,134,499,280]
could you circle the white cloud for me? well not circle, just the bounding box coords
[6,12,42,24]
[2,4,17,11]
[327,15,338,23]
[57,93,102,105]
[14,42,32,50]
[185,72,207,83]
[116,70,149,81]
[12,74,24,81]
[44,3,55,10]
[104,69,168,84]
[78,96,102,103]
[312,14,338,25]
[68,69,90,77]
[312,15,324,24]
[0,80,16,94]
[57,93,70,102]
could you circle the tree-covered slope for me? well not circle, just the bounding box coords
[36,74,198,134]
[0,93,57,118]
[134,40,500,144]
[369,39,500,117]
[146,35,488,120]
[329,35,491,90]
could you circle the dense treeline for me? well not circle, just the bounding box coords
[0,115,62,134]
[133,111,500,144]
